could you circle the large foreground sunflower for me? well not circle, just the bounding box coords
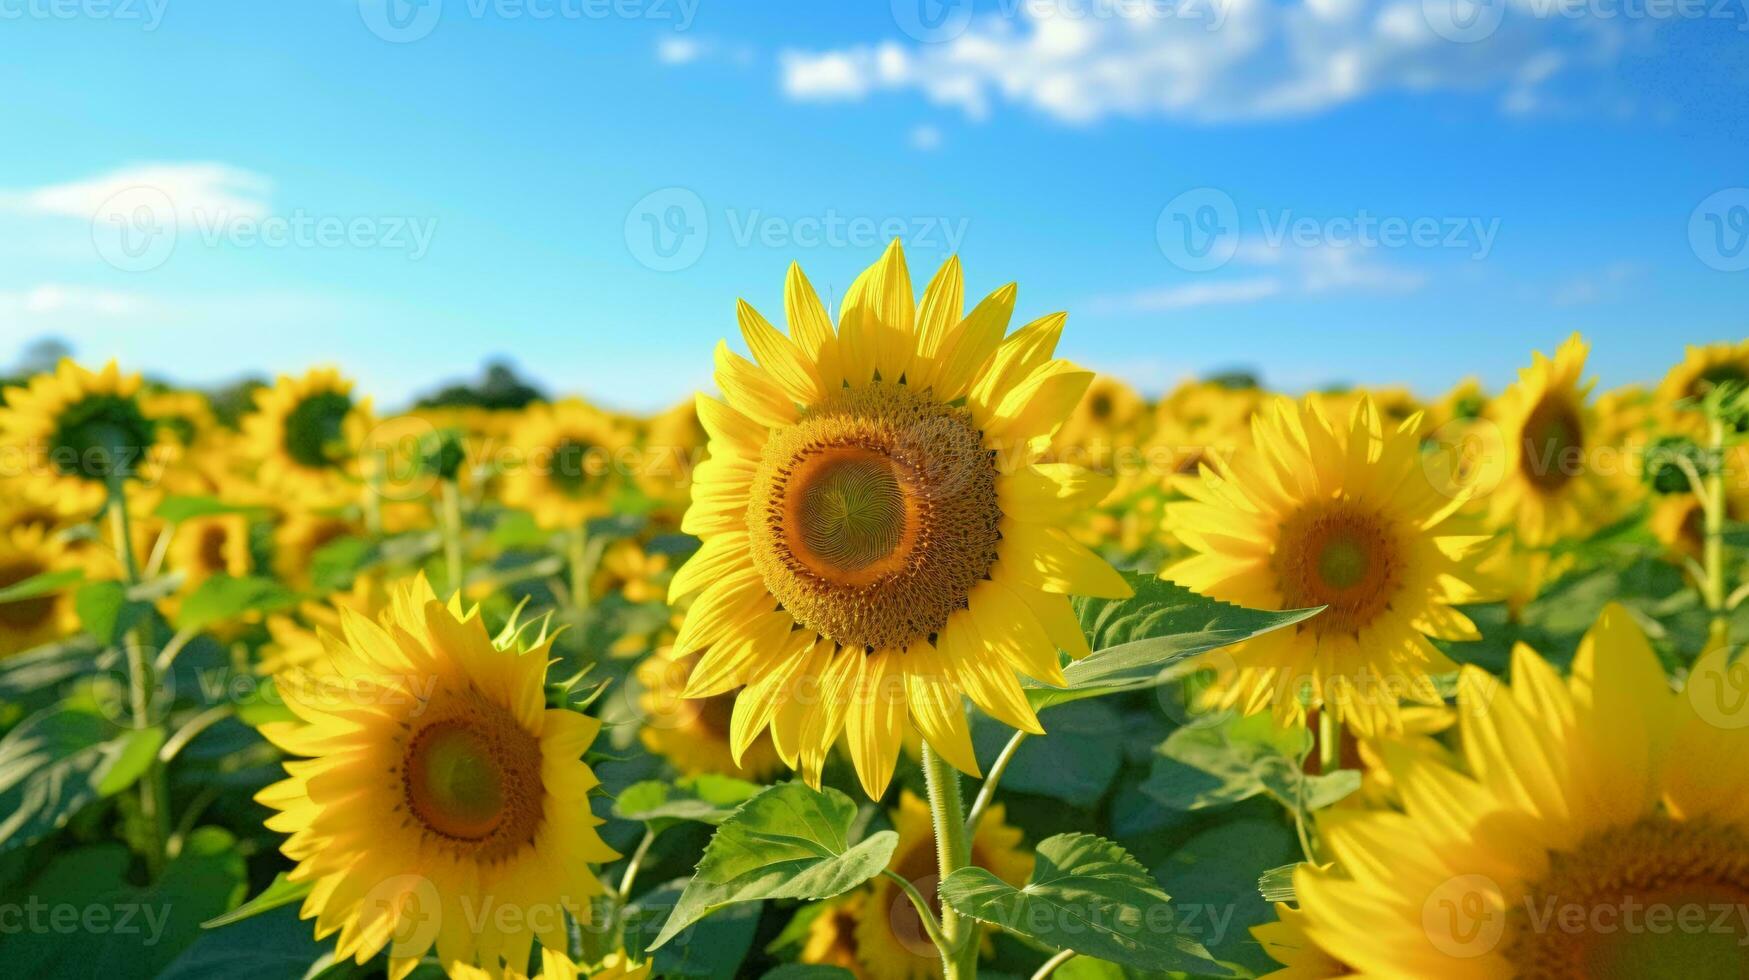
[1163,396,1491,735]
[1482,334,1613,547]
[1280,606,1749,978]
[0,359,164,516]
[670,241,1130,798]
[257,575,616,978]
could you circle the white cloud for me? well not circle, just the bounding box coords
[778,0,1631,124]
[1,162,271,223]
[1547,260,1637,306]
[909,124,944,150]
[1088,241,1424,312]
[0,284,150,318]
[657,37,704,65]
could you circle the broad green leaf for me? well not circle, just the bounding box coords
[154,495,267,523]
[1141,713,1359,812]
[202,872,313,928]
[614,774,764,830]
[648,782,899,949]
[76,580,151,645]
[0,705,166,852]
[1026,574,1317,708]
[166,905,331,980]
[625,878,762,978]
[971,700,1122,807]
[1157,819,1300,973]
[0,568,84,604]
[176,575,297,633]
[760,968,855,980]
[939,832,1224,975]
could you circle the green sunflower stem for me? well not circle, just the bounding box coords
[922,742,979,980]
[1317,709,1340,775]
[1702,416,1729,649]
[440,478,466,594]
[108,486,170,878]
[568,526,592,611]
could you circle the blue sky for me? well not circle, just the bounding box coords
[1,0,1745,410]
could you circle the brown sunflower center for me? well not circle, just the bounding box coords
[0,558,54,632]
[1507,819,1749,979]
[197,525,232,575]
[1520,394,1584,494]
[749,384,1000,652]
[402,705,543,859]
[1272,502,1402,637]
[546,436,603,498]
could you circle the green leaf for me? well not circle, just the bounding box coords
[614,774,765,830]
[202,872,313,928]
[971,700,1123,807]
[175,575,298,633]
[938,832,1225,975]
[154,495,267,523]
[1157,818,1301,973]
[165,905,332,980]
[76,580,150,645]
[648,782,899,950]
[1141,713,1359,812]
[625,878,763,978]
[0,705,166,852]
[0,568,84,604]
[760,968,856,980]
[1027,574,1317,708]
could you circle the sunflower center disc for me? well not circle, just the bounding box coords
[1507,819,1749,979]
[749,384,1001,652]
[1521,394,1583,493]
[1272,502,1402,637]
[403,707,543,856]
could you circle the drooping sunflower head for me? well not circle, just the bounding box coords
[1164,395,1492,735]
[1483,333,1617,547]
[1287,606,1749,978]
[671,240,1130,799]
[0,359,164,515]
[242,369,372,503]
[0,525,79,658]
[257,574,616,980]
[504,400,629,530]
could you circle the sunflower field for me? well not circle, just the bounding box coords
[2,243,1748,980]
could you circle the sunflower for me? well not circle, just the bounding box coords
[503,400,630,530]
[0,359,164,517]
[1284,605,1749,977]
[1163,396,1491,735]
[857,790,1032,980]
[670,240,1130,798]
[0,525,79,658]
[802,894,871,978]
[242,369,373,505]
[634,650,783,780]
[257,575,390,676]
[1050,374,1149,470]
[256,575,616,979]
[273,511,363,589]
[169,513,252,589]
[1252,902,1352,979]
[450,949,650,980]
[1481,334,1616,547]
[1657,340,1749,432]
